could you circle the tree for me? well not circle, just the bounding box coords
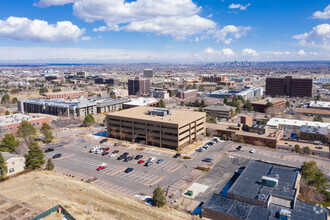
[40,123,54,143]
[243,100,253,111]
[285,100,290,108]
[266,102,274,108]
[223,97,228,105]
[303,146,311,155]
[83,114,95,127]
[206,116,217,124]
[11,97,18,104]
[235,106,241,114]
[313,115,323,122]
[232,95,238,103]
[39,87,48,95]
[230,109,235,118]
[0,152,7,179]
[1,94,10,104]
[152,186,166,207]
[158,99,166,108]
[301,161,328,190]
[17,120,37,146]
[315,94,321,101]
[194,99,200,107]
[46,158,54,171]
[201,99,206,107]
[5,110,10,115]
[294,144,302,154]
[25,141,45,170]
[0,134,19,152]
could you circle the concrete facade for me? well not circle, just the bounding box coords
[2,152,25,176]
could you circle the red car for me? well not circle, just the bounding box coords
[97,163,107,171]
[138,160,145,164]
[102,152,109,156]
[112,150,119,153]
[103,148,110,152]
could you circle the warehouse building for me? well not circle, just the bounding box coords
[106,107,206,150]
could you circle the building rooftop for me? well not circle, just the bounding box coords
[203,103,236,112]
[228,161,299,203]
[295,108,330,116]
[300,125,329,135]
[0,113,48,126]
[1,152,24,160]
[42,90,86,96]
[309,101,330,108]
[124,97,158,106]
[251,98,285,105]
[267,118,330,129]
[106,107,205,126]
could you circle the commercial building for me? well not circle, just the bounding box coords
[201,74,226,84]
[267,118,330,131]
[251,98,285,113]
[266,76,313,97]
[178,89,198,99]
[122,97,159,109]
[202,161,328,220]
[128,76,151,95]
[94,77,119,86]
[308,101,330,110]
[299,125,329,144]
[149,88,170,100]
[1,152,25,176]
[40,91,88,100]
[0,113,51,136]
[203,103,236,118]
[18,98,128,118]
[295,108,330,118]
[106,107,206,150]
[76,71,87,79]
[206,86,263,99]
[143,69,154,78]
[111,89,129,98]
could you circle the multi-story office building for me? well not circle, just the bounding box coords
[94,77,119,86]
[251,98,285,113]
[106,107,206,150]
[76,72,87,79]
[203,103,236,118]
[201,74,226,84]
[266,76,312,97]
[206,86,263,99]
[178,89,198,99]
[128,76,151,95]
[40,91,88,100]
[143,69,154,78]
[111,89,129,98]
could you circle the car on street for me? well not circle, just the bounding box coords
[134,155,143,160]
[236,146,242,151]
[196,148,203,152]
[315,145,323,149]
[102,152,109,156]
[100,139,108,143]
[202,158,214,163]
[103,147,110,152]
[173,153,181,158]
[156,159,164,164]
[97,163,107,171]
[44,148,54,153]
[112,150,119,153]
[84,145,89,148]
[138,160,145,164]
[114,142,122,146]
[249,149,256,154]
[124,156,133,162]
[124,168,133,173]
[109,153,117,157]
[52,153,62,159]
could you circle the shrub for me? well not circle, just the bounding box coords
[195,166,210,172]
[183,156,191,159]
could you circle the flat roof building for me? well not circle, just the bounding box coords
[267,118,330,130]
[143,69,153,78]
[308,101,330,110]
[251,98,285,113]
[295,108,330,118]
[206,86,263,99]
[122,97,159,109]
[128,76,150,95]
[266,76,312,97]
[40,90,88,100]
[178,89,198,100]
[203,103,236,118]
[106,107,206,150]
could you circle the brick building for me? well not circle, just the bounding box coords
[94,77,119,86]
[178,89,198,99]
[266,76,312,97]
[251,98,285,113]
[40,91,88,100]
[128,77,151,95]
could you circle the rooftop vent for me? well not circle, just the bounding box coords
[261,176,278,187]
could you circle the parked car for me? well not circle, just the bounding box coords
[103,147,110,152]
[109,153,117,157]
[135,155,143,160]
[249,149,256,154]
[114,142,122,146]
[156,159,164,164]
[90,145,100,153]
[124,168,133,173]
[196,148,203,152]
[52,153,62,159]
[44,148,54,153]
[100,139,108,143]
[117,156,124,160]
[315,145,323,149]
[102,152,109,156]
[236,146,242,151]
[84,145,89,148]
[202,146,208,150]
[202,158,214,163]
[97,163,107,171]
[95,148,103,154]
[124,156,133,162]
[112,150,119,153]
[138,160,145,164]
[173,153,181,158]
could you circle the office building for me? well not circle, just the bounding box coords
[308,101,330,110]
[267,118,330,131]
[299,125,329,144]
[1,152,25,176]
[143,69,154,78]
[201,74,226,84]
[178,89,198,99]
[40,91,88,100]
[76,72,87,79]
[0,114,51,136]
[111,89,129,98]
[266,76,312,97]
[122,97,159,109]
[149,88,170,100]
[203,103,236,118]
[128,77,151,95]
[206,86,263,99]
[203,161,328,220]
[251,98,285,113]
[94,77,119,86]
[106,107,206,150]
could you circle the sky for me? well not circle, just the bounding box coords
[0,0,329,63]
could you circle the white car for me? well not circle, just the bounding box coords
[84,144,90,148]
[109,153,117,157]
[249,149,255,154]
[95,148,103,154]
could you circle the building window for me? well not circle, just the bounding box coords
[9,168,14,173]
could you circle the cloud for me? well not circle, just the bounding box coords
[269,51,290,55]
[229,3,251,11]
[297,49,306,55]
[312,5,330,19]
[200,47,235,58]
[293,24,330,47]
[221,48,235,56]
[0,16,85,43]
[208,25,251,44]
[34,0,75,8]
[81,36,91,41]
[241,48,258,56]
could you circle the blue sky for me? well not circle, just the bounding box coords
[0,0,329,62]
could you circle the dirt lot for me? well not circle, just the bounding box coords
[0,171,195,220]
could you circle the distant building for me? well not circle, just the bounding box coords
[295,108,330,118]
[0,113,51,136]
[178,89,198,99]
[149,88,170,100]
[1,152,25,176]
[76,72,87,79]
[40,91,88,100]
[111,89,129,98]
[201,74,226,84]
[308,101,330,110]
[266,76,312,97]
[94,77,119,86]
[143,69,154,78]
[106,107,206,150]
[203,103,236,118]
[206,86,263,99]
[128,77,151,95]
[251,98,285,113]
[267,118,330,131]
[122,97,159,109]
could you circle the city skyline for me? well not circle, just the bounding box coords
[0,0,329,63]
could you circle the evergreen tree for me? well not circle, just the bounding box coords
[232,95,238,103]
[294,144,302,154]
[25,141,45,170]
[39,87,48,95]
[206,116,217,124]
[303,146,311,155]
[230,109,235,118]
[158,99,166,108]
[223,97,228,105]
[201,99,206,107]
[235,106,241,114]
[0,152,7,179]
[46,158,54,171]
[301,161,328,190]
[313,115,323,122]
[243,100,253,111]
[152,186,166,207]
[1,94,10,104]
[40,123,54,143]
[5,110,10,115]
[0,134,19,152]
[285,100,290,108]
[266,102,274,108]
[194,99,200,107]
[11,97,18,104]
[83,114,95,127]
[17,120,37,146]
